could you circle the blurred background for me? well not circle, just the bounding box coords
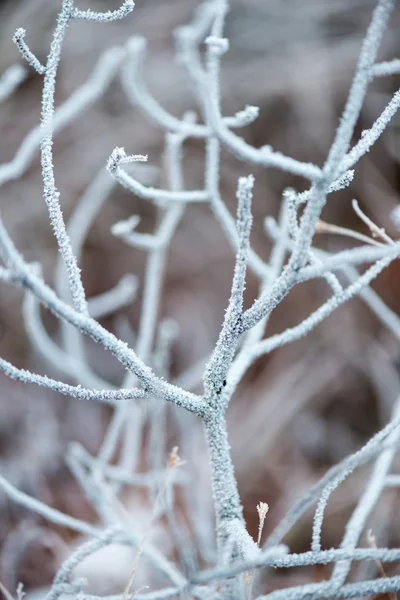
[0,0,400,594]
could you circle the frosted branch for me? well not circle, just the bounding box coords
[23,286,111,388]
[292,170,354,207]
[175,1,217,89]
[323,0,395,178]
[107,147,208,203]
[0,0,399,595]
[12,28,46,74]
[253,256,396,361]
[256,575,400,600]
[121,37,258,138]
[301,242,400,281]
[194,545,400,585]
[372,58,400,77]
[0,216,204,415]
[112,215,169,250]
[47,529,125,600]
[39,1,93,315]
[203,7,322,181]
[204,175,254,401]
[72,0,135,22]
[340,89,400,174]
[0,354,147,404]
[266,221,400,341]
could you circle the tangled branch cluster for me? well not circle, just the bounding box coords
[0,0,400,598]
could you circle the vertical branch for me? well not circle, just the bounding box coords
[226,196,290,398]
[203,411,245,547]
[203,176,256,560]
[204,175,254,402]
[39,0,89,315]
[324,0,395,179]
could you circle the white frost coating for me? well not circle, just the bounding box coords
[0,354,147,404]
[38,0,88,315]
[253,256,397,361]
[372,57,400,77]
[121,36,258,139]
[256,575,400,600]
[204,176,254,402]
[12,28,46,74]
[323,0,395,178]
[0,0,400,597]
[294,170,355,206]
[107,146,208,203]
[339,88,400,174]
[193,546,400,585]
[72,0,135,22]
[23,286,112,388]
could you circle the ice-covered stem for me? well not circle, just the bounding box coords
[240,259,297,332]
[194,546,400,585]
[266,217,400,341]
[72,0,134,22]
[145,124,193,479]
[339,88,400,175]
[55,169,117,383]
[0,216,204,415]
[251,255,398,361]
[38,0,89,315]
[12,28,46,74]
[0,354,146,404]
[107,146,208,203]
[202,176,255,556]
[238,0,395,331]
[23,267,111,389]
[225,195,291,399]
[372,58,400,77]
[37,1,134,318]
[204,175,254,403]
[204,1,321,181]
[204,411,245,551]
[255,576,400,600]
[323,0,395,179]
[174,0,216,89]
[121,35,258,140]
